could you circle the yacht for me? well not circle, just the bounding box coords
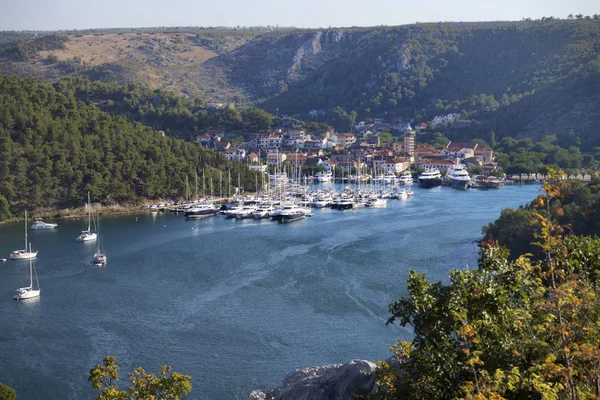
[31,220,57,230]
[11,210,38,260]
[76,192,97,242]
[271,204,305,222]
[93,214,107,265]
[418,168,443,188]
[366,198,387,208]
[252,205,276,219]
[446,163,471,190]
[313,171,333,182]
[398,170,414,185]
[184,203,218,219]
[383,173,397,185]
[14,259,40,300]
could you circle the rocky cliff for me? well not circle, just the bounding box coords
[247,360,377,400]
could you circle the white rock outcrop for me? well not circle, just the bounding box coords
[247,359,377,400]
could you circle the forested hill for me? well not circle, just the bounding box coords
[0,75,260,221]
[0,20,599,146]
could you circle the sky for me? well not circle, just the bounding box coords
[1,0,597,31]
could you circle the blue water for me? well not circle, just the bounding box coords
[0,184,542,399]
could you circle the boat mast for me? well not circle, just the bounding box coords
[29,259,33,288]
[87,192,91,233]
[24,210,28,251]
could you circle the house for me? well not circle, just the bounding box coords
[331,133,356,148]
[474,146,494,163]
[247,153,260,164]
[330,151,354,163]
[441,142,478,159]
[304,157,323,167]
[417,158,457,172]
[267,153,286,166]
[284,153,308,168]
[415,122,427,131]
[373,157,410,173]
[195,133,211,144]
[249,164,268,173]
[319,160,336,170]
[224,147,246,162]
[215,141,231,151]
[158,130,166,137]
[391,122,411,132]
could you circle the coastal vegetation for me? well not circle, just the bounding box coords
[0,383,16,400]
[89,356,192,400]
[359,177,600,399]
[0,74,263,220]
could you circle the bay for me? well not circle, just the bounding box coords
[0,184,541,399]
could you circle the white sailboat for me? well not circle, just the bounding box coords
[76,192,97,242]
[14,259,40,300]
[93,213,107,265]
[10,210,38,260]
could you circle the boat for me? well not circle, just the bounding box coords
[76,192,97,242]
[418,168,443,188]
[471,175,504,189]
[313,170,333,182]
[252,205,276,219]
[383,173,397,185]
[14,259,40,300]
[31,220,57,230]
[398,170,414,185]
[365,198,387,208]
[184,203,218,219]
[10,210,38,260]
[93,213,107,265]
[446,162,471,190]
[271,204,305,222]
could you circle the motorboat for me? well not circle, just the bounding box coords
[446,163,471,190]
[398,170,414,185]
[383,173,397,185]
[313,171,333,182]
[31,220,57,230]
[366,198,387,208]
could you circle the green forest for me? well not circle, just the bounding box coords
[0,75,263,221]
[357,178,600,400]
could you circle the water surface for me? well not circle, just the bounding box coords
[0,184,541,399]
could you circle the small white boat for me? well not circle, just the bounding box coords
[31,220,58,230]
[14,259,40,300]
[93,213,107,265]
[76,192,97,242]
[11,210,38,260]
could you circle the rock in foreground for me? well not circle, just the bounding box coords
[248,359,377,400]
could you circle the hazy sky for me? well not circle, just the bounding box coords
[1,0,597,31]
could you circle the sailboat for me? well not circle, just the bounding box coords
[76,192,97,242]
[14,259,40,300]
[93,213,107,265]
[10,210,38,260]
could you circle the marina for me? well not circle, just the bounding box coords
[0,184,542,399]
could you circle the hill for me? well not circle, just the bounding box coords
[0,75,261,221]
[0,20,599,146]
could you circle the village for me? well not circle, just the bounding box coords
[193,111,497,179]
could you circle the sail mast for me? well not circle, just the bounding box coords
[24,210,28,251]
[87,192,91,233]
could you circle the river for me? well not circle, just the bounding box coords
[0,184,542,399]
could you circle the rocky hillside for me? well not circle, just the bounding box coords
[1,20,599,145]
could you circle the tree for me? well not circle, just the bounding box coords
[89,356,192,400]
[0,383,16,400]
[0,194,11,222]
[367,179,600,399]
[379,131,393,144]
